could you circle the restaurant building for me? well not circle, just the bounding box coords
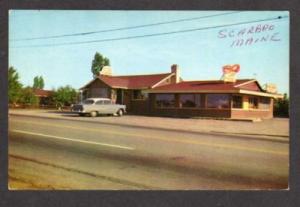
[80,64,282,119]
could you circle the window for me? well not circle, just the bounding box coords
[96,100,111,105]
[232,96,243,108]
[83,99,95,105]
[90,88,108,98]
[249,97,259,109]
[156,94,175,108]
[132,90,148,100]
[206,94,230,109]
[103,100,111,105]
[179,94,201,108]
[259,97,270,109]
[95,100,103,105]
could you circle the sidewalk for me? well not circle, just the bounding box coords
[9,109,289,139]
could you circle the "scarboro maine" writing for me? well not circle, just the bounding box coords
[218,24,281,47]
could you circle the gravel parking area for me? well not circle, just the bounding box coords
[9,109,289,138]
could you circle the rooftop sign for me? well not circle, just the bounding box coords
[222,64,240,82]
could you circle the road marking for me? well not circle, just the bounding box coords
[11,129,135,151]
[10,120,288,156]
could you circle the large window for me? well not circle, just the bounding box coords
[259,97,270,109]
[232,95,243,108]
[249,97,259,109]
[179,94,201,108]
[132,90,148,100]
[206,94,230,109]
[156,94,175,108]
[90,88,108,98]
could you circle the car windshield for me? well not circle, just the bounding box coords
[83,100,94,105]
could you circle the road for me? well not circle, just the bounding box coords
[8,115,289,190]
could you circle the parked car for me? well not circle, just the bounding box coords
[71,98,126,117]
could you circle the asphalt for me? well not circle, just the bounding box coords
[9,109,289,140]
[8,115,289,190]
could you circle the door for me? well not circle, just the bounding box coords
[116,89,123,104]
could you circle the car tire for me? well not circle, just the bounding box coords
[90,111,98,117]
[117,109,123,117]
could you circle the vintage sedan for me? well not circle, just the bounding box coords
[71,98,126,117]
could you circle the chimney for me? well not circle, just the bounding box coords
[171,64,180,83]
[100,66,112,76]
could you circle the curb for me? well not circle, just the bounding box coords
[9,113,289,143]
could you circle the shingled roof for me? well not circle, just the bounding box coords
[81,73,174,90]
[147,79,283,98]
[33,89,54,97]
[147,79,256,92]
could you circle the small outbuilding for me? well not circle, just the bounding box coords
[33,89,54,106]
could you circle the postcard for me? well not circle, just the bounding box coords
[8,10,289,190]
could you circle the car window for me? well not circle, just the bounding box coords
[83,100,94,105]
[103,100,111,105]
[95,100,103,105]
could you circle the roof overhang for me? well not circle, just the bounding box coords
[80,78,99,90]
[146,89,239,93]
[80,73,173,90]
[146,89,283,98]
[239,89,284,98]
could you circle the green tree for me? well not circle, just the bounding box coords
[19,87,39,106]
[91,52,110,77]
[8,67,23,104]
[53,85,78,107]
[274,93,289,117]
[33,75,45,89]
[39,76,45,89]
[33,76,39,88]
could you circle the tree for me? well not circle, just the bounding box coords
[39,76,45,89]
[53,85,78,108]
[91,52,110,77]
[19,87,39,106]
[8,67,23,104]
[33,75,45,89]
[274,93,289,117]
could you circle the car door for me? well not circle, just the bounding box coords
[103,100,115,114]
[95,100,105,114]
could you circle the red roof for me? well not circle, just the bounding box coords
[33,89,54,97]
[148,79,262,93]
[93,73,173,89]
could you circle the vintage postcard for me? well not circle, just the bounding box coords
[8,10,289,190]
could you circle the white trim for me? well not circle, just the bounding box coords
[151,73,175,88]
[147,90,239,93]
[239,89,283,98]
[232,108,271,112]
[234,79,256,88]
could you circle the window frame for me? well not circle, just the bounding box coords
[132,90,148,100]
[155,93,176,108]
[179,94,201,108]
[248,96,259,109]
[259,97,271,109]
[232,95,243,109]
[205,94,230,109]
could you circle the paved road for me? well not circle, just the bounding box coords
[8,115,289,190]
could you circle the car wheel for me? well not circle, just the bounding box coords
[117,109,123,116]
[90,111,97,117]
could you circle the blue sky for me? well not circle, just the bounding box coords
[9,10,289,94]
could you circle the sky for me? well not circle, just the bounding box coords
[9,10,289,94]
